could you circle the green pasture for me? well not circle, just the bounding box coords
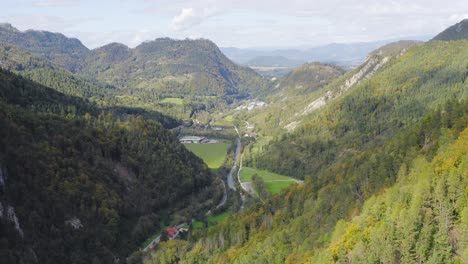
[240,167,297,194]
[185,143,231,169]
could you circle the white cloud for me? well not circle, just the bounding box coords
[170,7,217,31]
[171,8,199,31]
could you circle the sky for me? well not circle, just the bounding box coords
[1,0,467,49]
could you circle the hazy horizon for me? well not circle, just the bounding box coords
[2,0,467,49]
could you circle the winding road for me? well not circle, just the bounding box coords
[227,138,241,191]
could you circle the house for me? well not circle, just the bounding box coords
[166,227,179,240]
[212,126,223,131]
[179,136,205,144]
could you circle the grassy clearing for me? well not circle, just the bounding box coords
[192,221,204,229]
[265,181,296,194]
[207,209,231,225]
[192,209,232,229]
[240,167,297,194]
[160,97,184,105]
[185,143,231,169]
[240,167,295,182]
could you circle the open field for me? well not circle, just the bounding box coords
[160,97,184,105]
[185,143,231,169]
[240,167,297,194]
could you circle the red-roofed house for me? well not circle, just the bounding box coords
[166,227,179,239]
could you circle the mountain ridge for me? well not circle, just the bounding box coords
[433,19,468,41]
[0,24,267,100]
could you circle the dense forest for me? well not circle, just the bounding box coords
[0,68,223,263]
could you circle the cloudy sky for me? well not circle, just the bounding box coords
[2,0,467,49]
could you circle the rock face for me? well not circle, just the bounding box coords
[0,202,24,237]
[0,166,6,188]
[65,217,83,230]
[298,55,389,118]
[433,19,468,41]
[283,41,419,132]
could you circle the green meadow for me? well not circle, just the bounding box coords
[192,209,232,229]
[240,167,297,194]
[185,143,231,169]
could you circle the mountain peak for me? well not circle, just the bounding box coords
[0,23,19,32]
[433,19,468,41]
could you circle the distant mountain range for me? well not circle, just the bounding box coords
[244,56,304,67]
[221,35,431,69]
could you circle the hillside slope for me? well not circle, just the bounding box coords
[0,69,223,263]
[278,62,345,95]
[0,23,88,72]
[237,41,419,139]
[254,40,466,178]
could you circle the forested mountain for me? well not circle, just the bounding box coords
[145,33,468,263]
[278,62,345,95]
[254,40,466,178]
[0,69,223,263]
[0,42,180,127]
[238,41,420,138]
[0,24,267,102]
[83,38,267,99]
[0,42,55,71]
[0,23,88,72]
[433,19,468,41]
